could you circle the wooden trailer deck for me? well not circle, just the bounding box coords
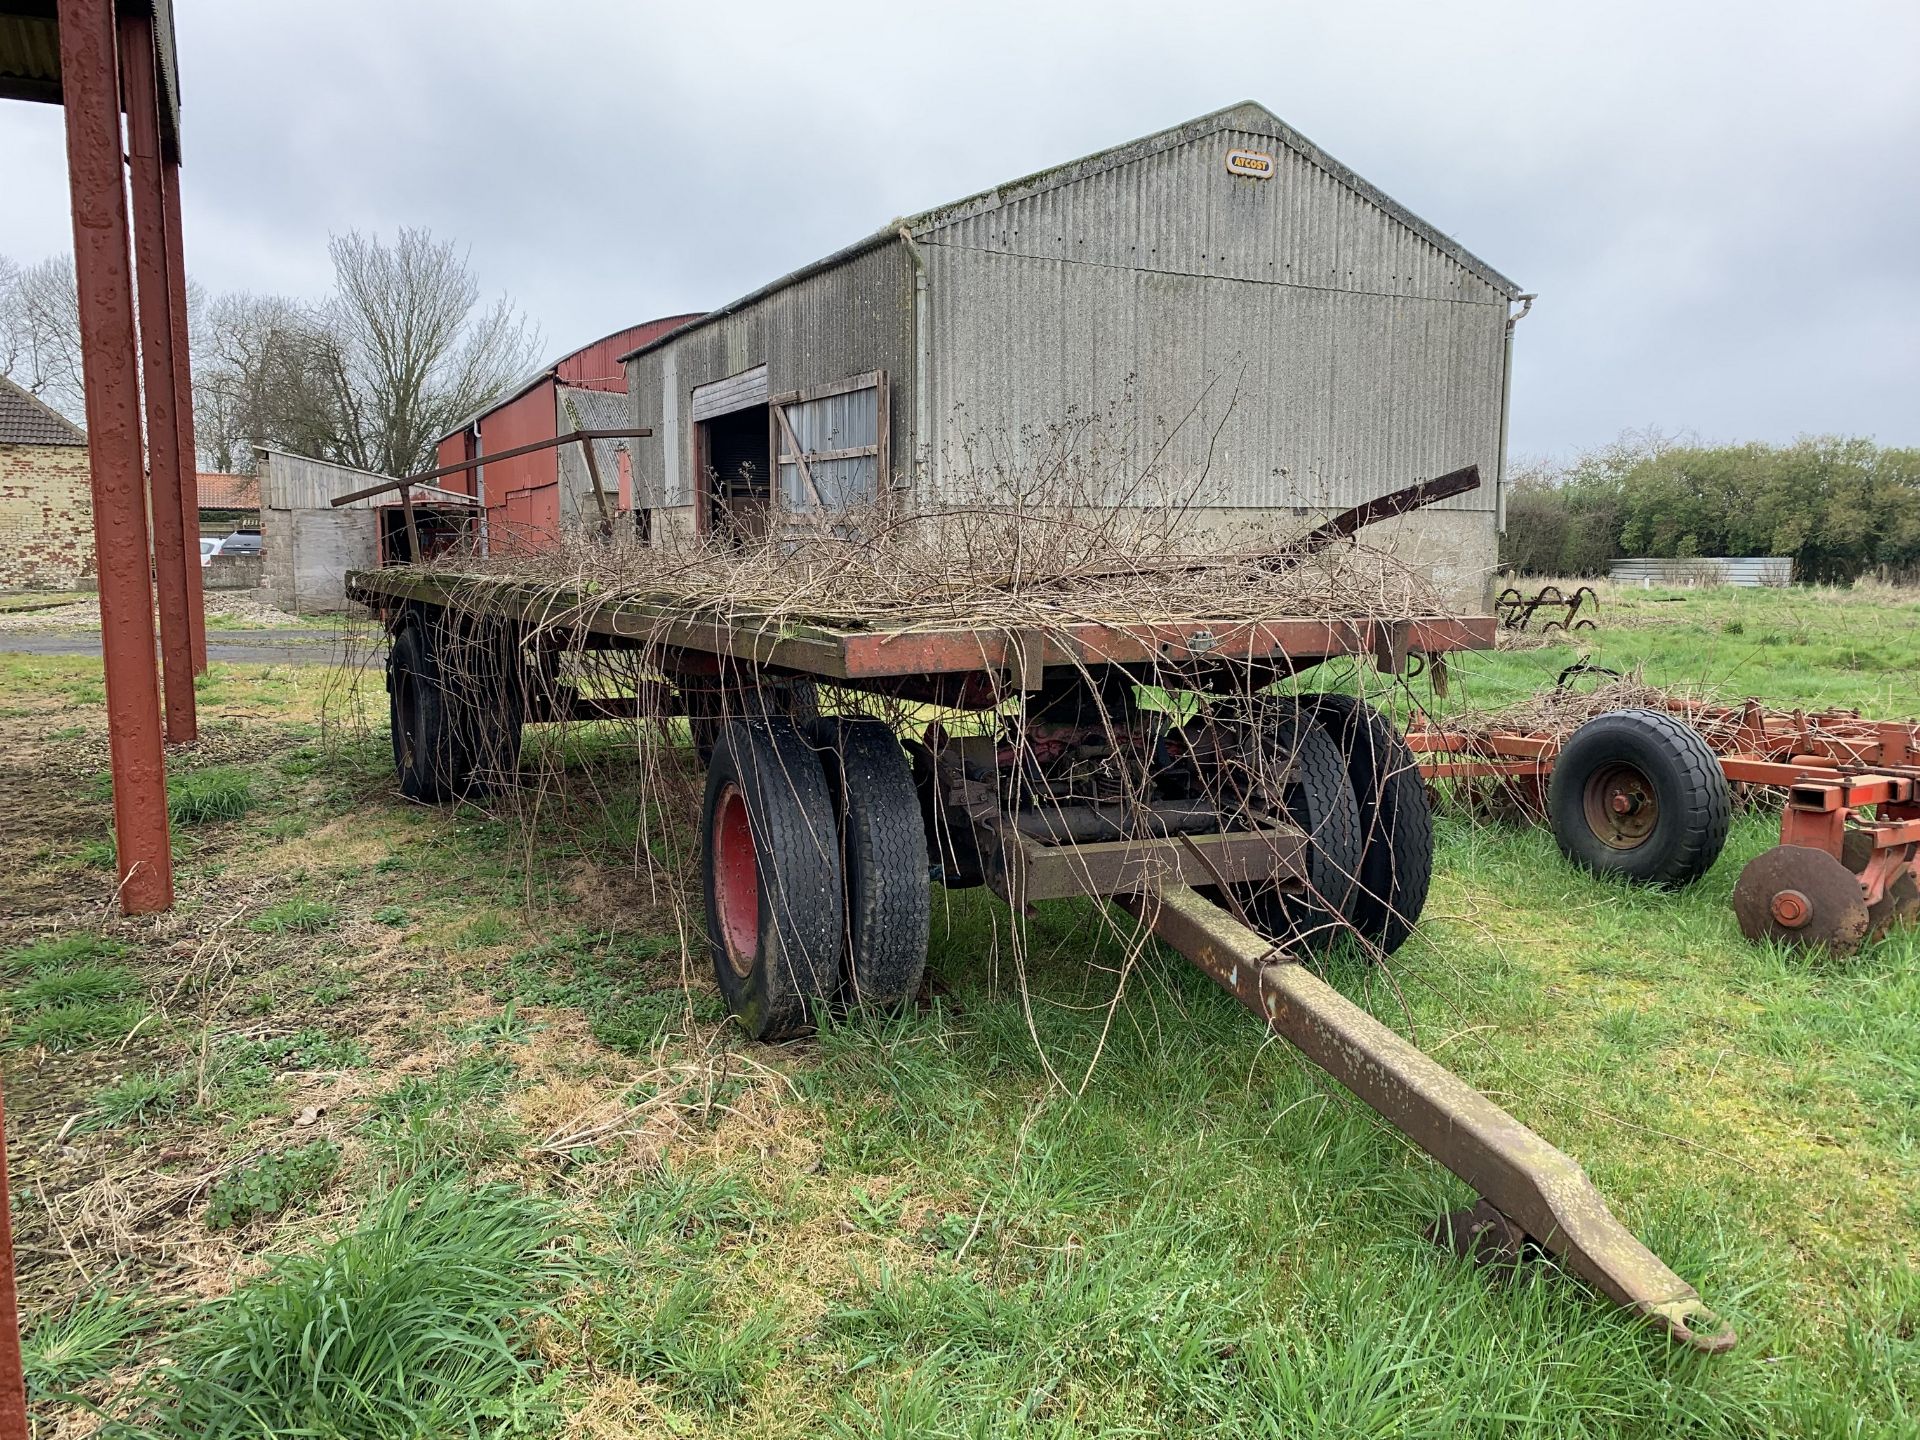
[346,568,1497,683]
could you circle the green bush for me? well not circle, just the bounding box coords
[1500,433,1920,580]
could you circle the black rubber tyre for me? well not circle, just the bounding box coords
[702,719,845,1040]
[1547,708,1731,888]
[805,718,931,1009]
[1298,692,1433,955]
[444,620,525,794]
[386,618,470,803]
[684,676,819,763]
[1246,711,1363,949]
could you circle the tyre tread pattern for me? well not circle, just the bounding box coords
[806,718,931,1009]
[702,719,844,1039]
[1547,707,1732,888]
[1299,692,1434,955]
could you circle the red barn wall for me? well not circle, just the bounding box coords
[438,315,705,552]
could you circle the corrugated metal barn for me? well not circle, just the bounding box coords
[623,102,1528,609]
[435,317,701,550]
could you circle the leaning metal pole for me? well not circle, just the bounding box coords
[57,0,173,912]
[121,6,196,744]
[1118,882,1736,1353]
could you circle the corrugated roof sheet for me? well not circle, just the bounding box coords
[620,100,1524,365]
[0,374,86,446]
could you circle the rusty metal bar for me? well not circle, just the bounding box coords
[161,159,207,675]
[121,9,195,743]
[59,0,172,913]
[1118,881,1736,1353]
[329,428,654,507]
[1277,464,1482,563]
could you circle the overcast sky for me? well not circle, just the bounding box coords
[3,0,1915,459]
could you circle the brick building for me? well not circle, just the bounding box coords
[0,374,94,589]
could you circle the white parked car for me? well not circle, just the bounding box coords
[199,537,221,568]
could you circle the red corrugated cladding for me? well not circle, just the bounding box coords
[434,315,702,549]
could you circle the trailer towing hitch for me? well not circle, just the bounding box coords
[1118,882,1736,1354]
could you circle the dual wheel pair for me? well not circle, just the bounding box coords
[1233,693,1434,958]
[702,716,930,1040]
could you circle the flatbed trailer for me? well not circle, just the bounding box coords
[343,561,1736,1353]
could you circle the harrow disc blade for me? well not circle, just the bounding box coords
[1732,844,1870,952]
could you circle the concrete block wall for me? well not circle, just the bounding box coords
[0,444,95,588]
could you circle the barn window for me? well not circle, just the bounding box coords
[769,371,888,515]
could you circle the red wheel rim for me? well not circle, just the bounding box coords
[713,783,759,974]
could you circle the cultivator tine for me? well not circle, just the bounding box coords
[1120,882,1738,1354]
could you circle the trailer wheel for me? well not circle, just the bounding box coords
[702,719,845,1040]
[805,718,930,1009]
[445,621,525,793]
[1247,712,1363,949]
[1547,708,1731,887]
[684,677,819,763]
[386,617,469,803]
[1298,693,1433,955]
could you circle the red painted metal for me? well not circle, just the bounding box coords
[0,1086,24,1440]
[434,318,702,548]
[555,317,702,390]
[162,159,207,674]
[713,783,759,967]
[121,9,195,744]
[58,0,172,912]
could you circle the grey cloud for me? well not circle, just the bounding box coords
[1,0,1913,458]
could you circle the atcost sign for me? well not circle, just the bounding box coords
[1225,149,1274,178]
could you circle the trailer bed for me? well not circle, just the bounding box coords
[346,567,1495,681]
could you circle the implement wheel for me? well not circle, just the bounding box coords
[1299,693,1433,955]
[806,718,931,1009]
[702,719,844,1040]
[1547,709,1731,887]
[386,616,469,803]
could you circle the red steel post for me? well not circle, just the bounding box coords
[58,0,173,913]
[120,9,196,743]
[162,159,207,674]
[0,1086,26,1440]
[0,1087,24,1440]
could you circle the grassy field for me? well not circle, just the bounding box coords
[3,581,1917,1438]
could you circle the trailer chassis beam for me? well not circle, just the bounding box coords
[1118,880,1736,1354]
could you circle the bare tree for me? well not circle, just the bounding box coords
[0,254,85,422]
[193,290,341,472]
[318,228,540,477]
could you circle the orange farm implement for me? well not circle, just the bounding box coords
[1410,697,1920,953]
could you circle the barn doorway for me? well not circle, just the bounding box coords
[699,403,771,545]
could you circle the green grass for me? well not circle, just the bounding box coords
[3,931,128,977]
[22,1289,152,1403]
[86,1071,190,1131]
[127,1182,576,1438]
[246,897,340,934]
[166,766,255,825]
[7,586,1918,1437]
